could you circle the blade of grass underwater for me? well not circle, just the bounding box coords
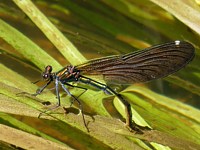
[0,113,70,149]
[13,0,86,65]
[119,92,200,143]
[0,83,149,149]
[0,126,71,150]
[149,0,200,36]
[0,82,121,149]
[113,95,172,150]
[0,64,55,101]
[0,92,43,118]
[59,0,160,45]
[101,0,200,49]
[166,75,200,96]
[0,19,61,70]
[124,85,200,124]
[114,98,170,150]
[0,86,145,150]
[120,86,200,139]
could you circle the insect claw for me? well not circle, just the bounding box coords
[126,122,151,134]
[38,112,43,118]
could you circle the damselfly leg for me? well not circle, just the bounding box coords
[33,74,89,132]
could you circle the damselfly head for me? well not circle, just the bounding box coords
[42,65,53,81]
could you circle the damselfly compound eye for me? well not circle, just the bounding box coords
[43,74,49,79]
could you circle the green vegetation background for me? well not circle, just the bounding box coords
[0,0,200,149]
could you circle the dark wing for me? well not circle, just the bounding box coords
[76,41,195,84]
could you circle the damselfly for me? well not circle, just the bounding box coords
[33,40,195,132]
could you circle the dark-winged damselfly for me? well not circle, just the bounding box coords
[33,40,195,132]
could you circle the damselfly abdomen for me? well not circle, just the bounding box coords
[34,40,195,132]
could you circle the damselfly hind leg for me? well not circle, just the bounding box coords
[64,83,88,108]
[115,93,142,134]
[107,87,150,134]
[60,83,89,132]
[79,76,147,133]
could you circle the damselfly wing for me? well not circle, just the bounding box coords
[76,41,194,84]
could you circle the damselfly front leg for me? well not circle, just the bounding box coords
[32,80,52,96]
[60,82,89,132]
[32,65,89,131]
